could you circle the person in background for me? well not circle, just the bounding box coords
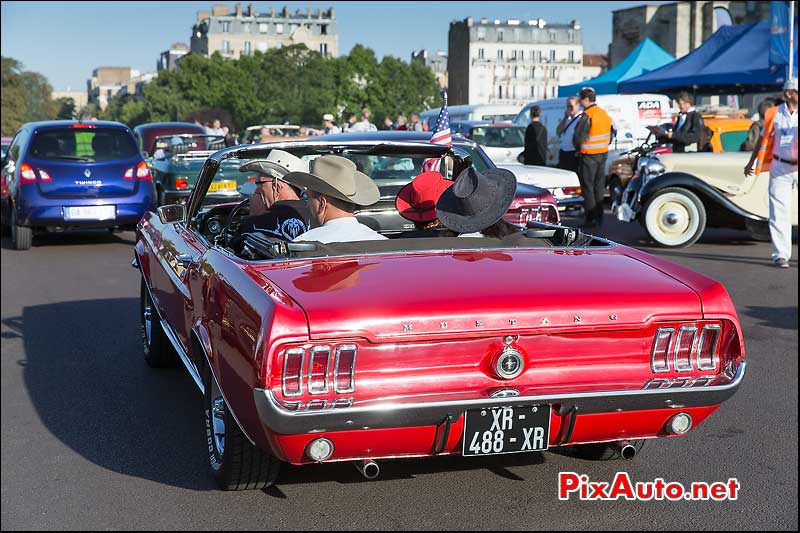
[349,108,378,132]
[523,105,547,166]
[555,96,582,173]
[257,127,272,144]
[647,92,704,152]
[741,98,776,152]
[745,78,798,268]
[206,118,224,136]
[380,117,395,131]
[342,112,357,133]
[395,114,408,131]
[573,87,613,228]
[408,112,424,132]
[321,113,341,135]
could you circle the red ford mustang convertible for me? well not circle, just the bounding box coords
[134,138,746,490]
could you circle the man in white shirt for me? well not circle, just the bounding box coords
[347,108,378,133]
[282,155,387,243]
[767,79,798,268]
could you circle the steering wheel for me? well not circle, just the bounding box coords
[222,197,250,248]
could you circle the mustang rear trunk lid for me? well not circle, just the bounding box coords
[256,248,702,340]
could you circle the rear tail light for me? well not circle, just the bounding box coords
[247,175,258,182]
[19,163,37,184]
[136,161,152,181]
[562,186,582,195]
[282,348,305,397]
[123,167,134,180]
[175,177,189,190]
[649,322,729,374]
[279,344,357,400]
[37,169,52,182]
[308,346,330,394]
[334,345,357,393]
[696,324,721,370]
[673,326,697,372]
[650,327,673,373]
[70,123,96,129]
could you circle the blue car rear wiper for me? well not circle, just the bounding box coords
[51,155,96,162]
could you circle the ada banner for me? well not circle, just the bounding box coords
[769,1,798,78]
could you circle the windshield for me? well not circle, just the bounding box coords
[471,126,525,148]
[29,127,139,162]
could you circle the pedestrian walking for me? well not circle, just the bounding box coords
[556,96,582,173]
[745,78,798,268]
[573,87,613,228]
[522,106,547,166]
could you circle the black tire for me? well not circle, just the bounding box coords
[745,219,771,242]
[140,278,179,368]
[570,439,646,461]
[202,361,281,490]
[642,187,706,248]
[10,208,32,250]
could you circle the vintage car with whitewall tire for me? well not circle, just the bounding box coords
[134,137,746,490]
[615,150,798,248]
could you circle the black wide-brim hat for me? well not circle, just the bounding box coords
[435,166,517,234]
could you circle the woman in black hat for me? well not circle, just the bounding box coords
[435,166,520,238]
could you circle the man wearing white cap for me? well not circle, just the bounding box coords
[745,78,798,268]
[321,113,341,135]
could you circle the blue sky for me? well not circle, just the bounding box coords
[1,1,666,91]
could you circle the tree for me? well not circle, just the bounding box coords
[20,71,56,123]
[1,57,26,135]
[54,97,76,120]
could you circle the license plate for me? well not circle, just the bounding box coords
[208,180,236,192]
[462,405,550,456]
[63,205,116,221]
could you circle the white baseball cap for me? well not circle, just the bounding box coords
[783,78,798,91]
[322,113,334,121]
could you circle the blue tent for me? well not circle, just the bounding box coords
[619,21,798,95]
[558,38,674,97]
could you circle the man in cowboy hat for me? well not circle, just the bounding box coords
[282,155,386,243]
[435,165,519,238]
[235,149,312,242]
[395,171,453,237]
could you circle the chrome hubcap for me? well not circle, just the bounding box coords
[211,379,225,456]
[664,212,681,226]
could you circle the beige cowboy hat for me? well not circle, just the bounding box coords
[282,155,380,206]
[238,149,308,178]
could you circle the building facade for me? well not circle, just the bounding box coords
[582,54,609,80]
[448,17,584,106]
[191,4,338,59]
[411,49,448,88]
[609,1,769,67]
[158,42,190,72]
[51,90,88,112]
[87,67,132,110]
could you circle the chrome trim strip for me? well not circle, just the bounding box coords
[308,346,331,395]
[159,316,204,393]
[674,325,697,372]
[282,348,306,397]
[697,324,721,371]
[333,344,357,394]
[253,361,747,435]
[651,327,674,373]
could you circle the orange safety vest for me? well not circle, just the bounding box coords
[755,105,778,174]
[580,104,613,155]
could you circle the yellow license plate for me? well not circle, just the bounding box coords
[208,180,237,192]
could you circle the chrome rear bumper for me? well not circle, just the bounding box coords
[253,361,746,435]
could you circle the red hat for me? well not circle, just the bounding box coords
[395,171,453,223]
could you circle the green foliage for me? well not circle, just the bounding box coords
[101,44,442,132]
[54,97,76,120]
[2,56,61,135]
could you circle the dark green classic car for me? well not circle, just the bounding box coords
[148,134,256,206]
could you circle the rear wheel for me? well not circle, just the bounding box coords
[10,208,32,250]
[140,278,178,367]
[608,176,623,208]
[570,439,646,461]
[203,362,281,490]
[643,187,706,248]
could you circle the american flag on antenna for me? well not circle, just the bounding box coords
[421,90,452,173]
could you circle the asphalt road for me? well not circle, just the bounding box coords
[1,213,797,531]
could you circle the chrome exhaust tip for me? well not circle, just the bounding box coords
[616,441,637,460]
[354,459,380,480]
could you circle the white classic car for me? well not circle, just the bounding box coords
[499,162,583,211]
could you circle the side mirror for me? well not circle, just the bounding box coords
[239,181,257,196]
[625,132,633,139]
[157,204,185,224]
